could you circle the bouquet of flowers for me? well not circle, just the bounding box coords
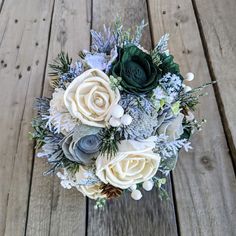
[31,19,210,208]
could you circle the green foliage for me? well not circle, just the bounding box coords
[180,82,215,110]
[171,101,181,115]
[158,186,170,201]
[30,117,48,149]
[99,128,120,158]
[159,53,180,75]
[113,17,131,47]
[109,75,122,91]
[132,19,148,44]
[151,33,169,65]
[63,159,80,175]
[49,52,72,76]
[94,198,107,209]
[182,118,207,139]
[113,18,147,46]
[181,126,192,140]
[153,177,170,201]
[151,53,161,67]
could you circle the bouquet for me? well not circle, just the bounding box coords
[31,19,211,208]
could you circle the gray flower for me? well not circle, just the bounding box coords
[119,94,171,140]
[157,113,184,141]
[62,125,101,165]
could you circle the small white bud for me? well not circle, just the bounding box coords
[186,111,194,121]
[121,114,133,126]
[142,180,154,191]
[130,184,137,191]
[185,72,194,81]
[110,104,124,118]
[37,152,45,158]
[131,189,142,200]
[182,83,186,88]
[184,85,192,93]
[109,117,121,127]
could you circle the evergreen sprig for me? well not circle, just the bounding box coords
[99,128,120,158]
[180,81,216,110]
[49,52,72,76]
[30,117,48,149]
[63,159,80,175]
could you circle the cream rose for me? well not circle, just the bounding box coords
[64,69,120,127]
[76,183,105,200]
[57,166,105,199]
[158,113,184,141]
[96,138,161,189]
[74,166,105,199]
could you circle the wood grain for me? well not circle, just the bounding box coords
[147,0,236,235]
[87,1,178,235]
[88,180,177,236]
[26,0,91,235]
[0,0,54,235]
[193,0,236,166]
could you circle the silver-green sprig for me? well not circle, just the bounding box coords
[109,75,123,91]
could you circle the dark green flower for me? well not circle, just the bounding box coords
[159,53,180,75]
[112,46,161,94]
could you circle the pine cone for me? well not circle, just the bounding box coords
[100,184,123,199]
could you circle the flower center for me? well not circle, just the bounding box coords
[95,97,104,107]
[124,61,147,85]
[77,134,101,154]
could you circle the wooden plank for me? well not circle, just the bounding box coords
[147,0,236,235]
[88,182,177,236]
[26,0,91,235]
[193,0,236,166]
[0,0,54,235]
[87,1,178,236]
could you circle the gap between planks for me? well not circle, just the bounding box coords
[0,0,55,235]
[146,2,182,234]
[0,0,4,13]
[24,0,56,235]
[86,1,178,236]
[191,0,236,173]
[146,1,181,235]
[147,0,236,235]
[25,1,91,235]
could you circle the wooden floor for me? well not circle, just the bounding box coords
[0,0,236,235]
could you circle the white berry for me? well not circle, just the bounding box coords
[185,72,194,82]
[121,114,132,126]
[184,85,192,93]
[109,117,121,127]
[130,184,137,191]
[131,189,142,200]
[110,104,124,118]
[142,180,154,191]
